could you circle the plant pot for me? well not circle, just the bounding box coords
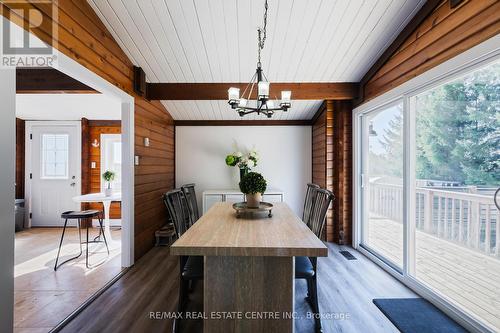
[246,193,262,208]
[105,188,113,197]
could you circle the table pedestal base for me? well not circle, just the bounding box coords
[204,256,294,333]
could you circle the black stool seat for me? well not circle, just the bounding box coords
[54,209,109,271]
[61,210,101,219]
[295,256,315,278]
[181,256,204,279]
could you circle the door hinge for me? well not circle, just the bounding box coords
[30,133,32,140]
[360,174,365,188]
[30,173,32,179]
[29,212,32,219]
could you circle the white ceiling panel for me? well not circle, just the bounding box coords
[161,100,322,121]
[88,0,425,120]
[89,0,424,83]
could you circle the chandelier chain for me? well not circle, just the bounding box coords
[257,0,268,65]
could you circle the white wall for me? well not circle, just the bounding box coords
[0,69,15,332]
[16,93,121,120]
[176,126,311,216]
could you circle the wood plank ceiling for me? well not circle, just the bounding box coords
[88,0,425,120]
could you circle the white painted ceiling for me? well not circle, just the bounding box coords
[88,0,425,120]
[16,94,121,120]
[162,100,323,121]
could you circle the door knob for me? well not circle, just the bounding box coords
[70,182,76,187]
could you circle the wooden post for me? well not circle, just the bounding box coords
[424,190,433,233]
[444,198,449,239]
[496,212,500,257]
[485,204,491,254]
[451,199,456,241]
[458,200,464,243]
[470,201,480,249]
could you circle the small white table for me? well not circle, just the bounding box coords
[72,192,121,249]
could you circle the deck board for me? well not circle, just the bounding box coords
[367,216,500,331]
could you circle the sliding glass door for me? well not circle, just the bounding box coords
[411,60,500,330]
[356,56,500,332]
[360,101,404,270]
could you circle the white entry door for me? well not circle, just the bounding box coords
[26,121,81,227]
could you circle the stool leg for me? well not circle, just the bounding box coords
[86,221,90,269]
[54,218,69,271]
[98,214,109,255]
[77,218,83,257]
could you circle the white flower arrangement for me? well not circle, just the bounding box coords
[225,149,259,170]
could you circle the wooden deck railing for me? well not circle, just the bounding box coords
[368,182,500,257]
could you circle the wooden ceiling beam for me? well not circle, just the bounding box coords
[16,68,97,93]
[146,82,359,100]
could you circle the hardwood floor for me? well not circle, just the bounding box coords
[61,243,416,333]
[368,216,500,331]
[14,227,122,333]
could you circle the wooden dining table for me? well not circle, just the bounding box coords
[170,202,328,333]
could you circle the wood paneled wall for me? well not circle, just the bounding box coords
[15,118,25,200]
[312,106,326,190]
[1,1,175,260]
[363,0,500,101]
[311,101,352,244]
[82,120,122,219]
[330,101,352,245]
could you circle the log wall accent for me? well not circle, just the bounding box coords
[311,101,352,244]
[330,101,352,245]
[84,120,122,219]
[15,118,25,200]
[1,1,175,260]
[363,0,500,101]
[312,104,326,190]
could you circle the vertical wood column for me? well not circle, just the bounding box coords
[330,100,353,244]
[312,100,353,244]
[81,118,91,226]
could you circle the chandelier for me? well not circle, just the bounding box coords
[227,0,291,118]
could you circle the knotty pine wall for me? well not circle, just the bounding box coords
[87,120,122,219]
[311,101,352,244]
[364,0,500,101]
[1,1,175,259]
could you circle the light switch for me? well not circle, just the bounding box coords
[144,137,150,147]
[91,161,96,169]
[135,155,140,166]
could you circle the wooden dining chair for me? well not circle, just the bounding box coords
[163,189,203,333]
[181,183,200,226]
[303,183,320,225]
[295,188,334,333]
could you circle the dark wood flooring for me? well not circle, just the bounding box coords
[60,243,416,333]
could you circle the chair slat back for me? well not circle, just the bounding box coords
[303,183,320,225]
[308,188,335,240]
[163,189,191,238]
[181,183,200,225]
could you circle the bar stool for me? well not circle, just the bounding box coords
[54,210,109,271]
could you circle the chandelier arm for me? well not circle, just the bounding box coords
[241,71,257,99]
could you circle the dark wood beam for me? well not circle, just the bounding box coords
[356,0,442,104]
[147,82,359,100]
[175,120,311,126]
[16,68,97,93]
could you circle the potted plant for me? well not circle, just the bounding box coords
[239,172,267,208]
[102,170,116,196]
